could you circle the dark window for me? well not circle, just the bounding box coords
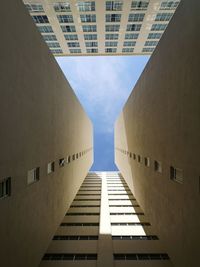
[170,166,183,184]
[43,253,97,260]
[59,158,65,167]
[61,222,99,226]
[0,177,11,199]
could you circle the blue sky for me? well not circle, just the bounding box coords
[56,55,150,171]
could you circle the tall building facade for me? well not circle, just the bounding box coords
[22,0,180,56]
[0,1,93,267]
[40,172,173,267]
[115,0,200,266]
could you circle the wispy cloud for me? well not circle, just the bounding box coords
[56,56,148,133]
[56,55,149,170]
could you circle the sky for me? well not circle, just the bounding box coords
[56,55,150,171]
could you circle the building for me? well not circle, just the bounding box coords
[0,1,93,267]
[40,172,173,267]
[114,0,200,266]
[0,0,200,267]
[22,0,180,56]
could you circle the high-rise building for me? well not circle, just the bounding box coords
[40,172,173,267]
[0,0,199,267]
[22,0,180,56]
[115,0,200,266]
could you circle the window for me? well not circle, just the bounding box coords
[170,166,183,184]
[137,155,141,162]
[144,157,150,167]
[131,1,149,10]
[112,235,158,240]
[59,158,65,167]
[142,47,154,52]
[69,49,82,53]
[32,15,49,24]
[106,14,121,22]
[72,154,76,160]
[125,33,139,39]
[105,34,119,40]
[27,167,40,185]
[47,162,55,174]
[128,13,145,22]
[145,41,158,46]
[25,4,44,13]
[84,34,97,40]
[0,177,11,199]
[76,153,79,159]
[105,41,118,47]
[47,42,60,48]
[67,42,80,47]
[123,41,136,46]
[54,2,71,12]
[43,253,97,260]
[105,25,120,32]
[85,42,98,47]
[122,48,134,52]
[64,34,78,40]
[154,160,162,173]
[77,1,95,12]
[106,1,123,11]
[53,235,99,240]
[126,24,141,31]
[61,222,99,226]
[87,48,98,53]
[82,25,97,32]
[111,222,150,226]
[80,14,96,23]
[66,212,100,215]
[61,25,76,32]
[50,49,63,54]
[160,1,179,10]
[148,32,162,39]
[37,25,53,33]
[105,48,117,53]
[155,13,173,21]
[114,253,169,260]
[57,15,73,23]
[42,35,57,41]
[67,155,71,163]
[151,24,167,31]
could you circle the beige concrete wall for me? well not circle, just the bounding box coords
[0,1,93,267]
[115,0,200,266]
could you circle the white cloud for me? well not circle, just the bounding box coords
[56,56,135,133]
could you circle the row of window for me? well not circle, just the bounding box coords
[43,253,97,261]
[113,253,170,260]
[66,212,100,216]
[109,205,139,207]
[111,222,150,226]
[70,205,100,207]
[112,235,158,240]
[42,253,169,261]
[57,13,145,23]
[74,198,100,201]
[116,147,183,183]
[60,223,99,226]
[26,1,179,14]
[76,193,101,196]
[53,235,99,240]
[35,20,166,35]
[110,212,144,215]
[52,235,158,240]
[0,148,92,199]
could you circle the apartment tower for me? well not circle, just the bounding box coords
[40,172,173,267]
[22,0,180,56]
[0,0,199,267]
